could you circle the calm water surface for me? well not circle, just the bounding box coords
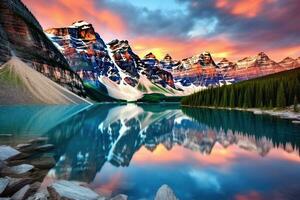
[0,103,300,200]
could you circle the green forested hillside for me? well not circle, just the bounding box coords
[181,68,300,109]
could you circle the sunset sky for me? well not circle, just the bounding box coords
[23,0,300,61]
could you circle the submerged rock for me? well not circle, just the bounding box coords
[0,146,20,161]
[47,180,103,200]
[155,185,178,200]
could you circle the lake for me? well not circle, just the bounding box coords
[0,103,300,200]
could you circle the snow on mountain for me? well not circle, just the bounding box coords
[45,21,300,101]
[236,52,280,69]
[279,57,299,69]
[45,21,181,101]
[171,52,236,89]
[217,58,237,71]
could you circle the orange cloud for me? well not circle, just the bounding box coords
[22,0,126,39]
[131,36,236,60]
[216,0,275,18]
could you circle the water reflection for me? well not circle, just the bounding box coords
[43,104,300,199]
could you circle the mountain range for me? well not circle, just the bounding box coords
[0,0,299,103]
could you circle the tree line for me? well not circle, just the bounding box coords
[181,68,300,110]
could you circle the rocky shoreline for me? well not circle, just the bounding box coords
[0,137,178,200]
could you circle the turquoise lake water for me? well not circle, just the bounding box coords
[0,104,300,200]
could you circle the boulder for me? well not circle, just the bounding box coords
[15,144,31,150]
[26,191,48,200]
[11,184,30,200]
[110,194,128,200]
[154,185,178,200]
[34,144,54,152]
[1,177,33,196]
[0,146,20,161]
[47,180,103,200]
[10,182,40,200]
[2,164,34,176]
[29,137,48,144]
[0,177,9,195]
[28,156,55,169]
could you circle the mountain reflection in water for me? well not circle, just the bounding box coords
[43,104,300,200]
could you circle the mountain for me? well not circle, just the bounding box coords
[159,54,181,71]
[46,22,180,101]
[171,52,235,91]
[217,58,237,71]
[0,0,86,103]
[0,57,90,105]
[236,52,280,69]
[279,57,299,69]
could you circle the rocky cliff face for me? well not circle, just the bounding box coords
[0,0,85,97]
[46,23,178,101]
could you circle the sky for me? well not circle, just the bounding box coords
[23,0,300,61]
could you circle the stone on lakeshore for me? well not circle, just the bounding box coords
[29,137,48,144]
[34,144,54,152]
[0,146,20,161]
[47,180,103,200]
[10,182,40,200]
[15,144,32,150]
[28,156,55,169]
[1,177,33,197]
[0,177,9,195]
[154,185,178,200]
[26,191,48,200]
[110,194,128,200]
[2,164,34,175]
[11,184,30,200]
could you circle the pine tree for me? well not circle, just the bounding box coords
[294,96,299,112]
[276,82,286,108]
[229,88,235,108]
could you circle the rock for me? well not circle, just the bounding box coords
[47,180,103,200]
[29,138,48,144]
[11,184,30,200]
[154,185,178,200]
[26,191,48,200]
[292,120,300,124]
[110,194,128,200]
[0,146,20,161]
[28,156,55,169]
[15,144,32,150]
[0,177,9,195]
[34,144,54,152]
[1,177,33,196]
[2,164,34,175]
[10,182,40,200]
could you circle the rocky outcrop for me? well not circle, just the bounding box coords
[0,137,55,199]
[0,0,86,98]
[47,180,105,200]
